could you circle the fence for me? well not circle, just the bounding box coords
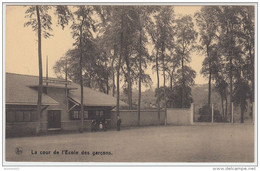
[193,102,254,123]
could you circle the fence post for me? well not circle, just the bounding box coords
[190,103,194,125]
[211,104,214,123]
[231,102,234,123]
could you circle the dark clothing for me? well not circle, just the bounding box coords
[117,119,121,131]
[91,120,97,132]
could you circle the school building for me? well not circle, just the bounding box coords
[5,73,127,137]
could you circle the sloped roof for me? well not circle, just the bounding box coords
[68,84,128,107]
[6,73,128,107]
[6,73,58,105]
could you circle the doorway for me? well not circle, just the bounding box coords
[47,110,61,129]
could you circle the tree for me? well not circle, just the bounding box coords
[149,6,175,122]
[214,76,228,119]
[234,79,250,123]
[94,7,120,96]
[175,15,197,108]
[217,6,244,122]
[195,6,219,105]
[70,6,96,132]
[239,6,255,119]
[135,6,157,125]
[24,5,71,134]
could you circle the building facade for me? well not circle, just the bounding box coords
[5,73,127,137]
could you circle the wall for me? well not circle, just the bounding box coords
[110,110,165,127]
[110,106,193,128]
[46,88,68,121]
[61,120,92,132]
[6,122,48,137]
[6,110,48,137]
[167,106,193,125]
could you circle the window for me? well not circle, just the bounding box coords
[84,111,88,119]
[6,110,36,122]
[23,111,31,122]
[73,111,79,119]
[6,110,15,122]
[88,110,96,120]
[16,111,24,122]
[100,111,104,116]
[31,111,38,121]
[71,110,89,120]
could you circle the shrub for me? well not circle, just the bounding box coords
[198,104,223,122]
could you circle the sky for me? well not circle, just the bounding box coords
[5,5,208,90]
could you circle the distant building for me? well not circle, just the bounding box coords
[5,73,127,137]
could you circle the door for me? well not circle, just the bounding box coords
[48,110,61,128]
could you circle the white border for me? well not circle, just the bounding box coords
[1,1,259,169]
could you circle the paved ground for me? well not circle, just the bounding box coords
[5,124,254,162]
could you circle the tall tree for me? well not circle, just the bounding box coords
[136,6,157,125]
[149,29,161,118]
[195,6,219,105]
[70,6,96,132]
[239,6,255,119]
[217,6,245,122]
[149,6,175,122]
[175,15,197,108]
[24,5,71,134]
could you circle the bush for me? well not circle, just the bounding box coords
[198,105,223,122]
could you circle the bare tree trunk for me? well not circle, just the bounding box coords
[106,74,109,94]
[181,54,184,108]
[207,46,211,105]
[162,41,167,126]
[117,15,124,117]
[36,6,43,135]
[156,49,160,119]
[229,27,234,123]
[170,74,173,90]
[137,25,142,126]
[208,70,212,105]
[125,52,132,110]
[79,17,85,133]
[241,106,244,123]
[225,94,228,121]
[250,48,254,120]
[221,96,224,119]
[112,44,116,97]
[229,55,233,123]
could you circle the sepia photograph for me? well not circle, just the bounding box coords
[2,2,257,167]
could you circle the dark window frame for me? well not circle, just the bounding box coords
[70,110,89,120]
[6,110,36,123]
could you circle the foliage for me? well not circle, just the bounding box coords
[155,85,193,108]
[198,104,224,122]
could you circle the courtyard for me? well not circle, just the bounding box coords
[5,124,254,163]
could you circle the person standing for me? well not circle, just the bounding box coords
[117,116,122,131]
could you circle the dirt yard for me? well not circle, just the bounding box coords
[5,124,254,163]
